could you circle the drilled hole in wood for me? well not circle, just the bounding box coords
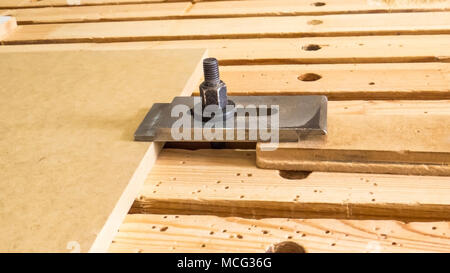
[266,241,306,253]
[312,2,326,6]
[160,226,168,232]
[279,170,312,180]
[302,44,322,51]
[307,19,323,25]
[298,73,322,82]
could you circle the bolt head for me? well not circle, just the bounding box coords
[199,80,228,109]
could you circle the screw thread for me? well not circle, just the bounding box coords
[203,58,220,83]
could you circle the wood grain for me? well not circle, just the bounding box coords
[4,0,450,24]
[216,63,450,100]
[109,214,450,253]
[3,3,191,24]
[188,0,450,17]
[0,49,205,252]
[3,12,450,44]
[0,0,169,9]
[257,100,450,176]
[2,35,449,65]
[3,0,449,253]
[2,0,447,9]
[131,149,450,222]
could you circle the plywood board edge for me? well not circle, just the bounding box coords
[256,156,450,176]
[88,49,208,253]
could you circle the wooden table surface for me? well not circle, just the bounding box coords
[1,0,449,253]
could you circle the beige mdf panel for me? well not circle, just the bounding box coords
[0,48,206,252]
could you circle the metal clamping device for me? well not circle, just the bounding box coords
[134,58,327,142]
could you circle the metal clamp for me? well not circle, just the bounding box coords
[134,58,327,142]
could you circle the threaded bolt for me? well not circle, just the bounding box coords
[203,58,220,84]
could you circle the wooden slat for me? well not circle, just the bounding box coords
[131,149,450,222]
[4,0,450,24]
[3,0,448,10]
[2,3,192,24]
[1,35,449,65]
[0,0,171,9]
[257,100,450,176]
[110,214,450,253]
[0,0,251,9]
[189,0,450,17]
[3,12,450,44]
[216,63,450,100]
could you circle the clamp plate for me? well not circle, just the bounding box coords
[134,95,327,142]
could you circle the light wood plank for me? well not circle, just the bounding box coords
[109,214,450,253]
[0,0,251,9]
[3,12,450,44]
[4,0,450,24]
[2,0,446,9]
[216,63,450,100]
[1,35,449,65]
[257,100,450,176]
[3,3,191,24]
[132,149,450,222]
[0,49,205,252]
[189,0,450,17]
[0,0,170,9]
